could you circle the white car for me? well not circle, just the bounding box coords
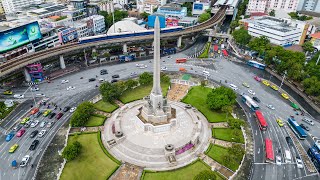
[67,86,76,91]
[267,104,275,110]
[20,155,30,167]
[135,64,143,67]
[30,120,39,128]
[38,130,47,137]
[130,72,137,77]
[161,67,168,71]
[40,121,47,128]
[13,94,24,99]
[36,93,46,97]
[70,107,77,113]
[296,157,303,168]
[99,78,104,82]
[61,80,69,84]
[248,89,255,95]
[31,87,39,91]
[276,156,281,166]
[139,65,147,69]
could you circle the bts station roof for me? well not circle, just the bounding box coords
[214,0,239,7]
[107,20,147,35]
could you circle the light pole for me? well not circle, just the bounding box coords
[316,54,320,65]
[269,75,272,81]
[279,70,287,91]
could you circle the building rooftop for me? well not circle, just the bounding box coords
[311,32,320,39]
[243,16,298,33]
[107,20,147,35]
[28,4,67,16]
[159,3,183,11]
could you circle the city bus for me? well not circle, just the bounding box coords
[265,138,274,163]
[254,110,268,131]
[308,147,320,172]
[247,60,266,70]
[241,94,259,111]
[176,58,187,63]
[287,117,307,139]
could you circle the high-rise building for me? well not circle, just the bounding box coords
[2,0,35,14]
[297,0,320,14]
[246,0,299,15]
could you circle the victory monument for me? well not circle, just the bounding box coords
[103,17,211,170]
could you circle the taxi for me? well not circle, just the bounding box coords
[271,85,279,91]
[9,144,19,153]
[281,93,289,100]
[43,110,52,117]
[20,117,30,124]
[3,90,13,95]
[276,118,284,127]
[242,82,250,88]
[262,80,270,86]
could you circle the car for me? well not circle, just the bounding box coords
[161,67,168,71]
[63,106,70,112]
[40,121,47,128]
[67,86,76,91]
[20,117,30,124]
[30,108,39,115]
[38,130,47,137]
[252,96,261,103]
[135,64,143,67]
[13,124,23,132]
[49,112,56,119]
[56,112,64,120]
[229,84,238,91]
[99,78,104,82]
[242,82,250,88]
[9,144,19,153]
[276,119,284,127]
[30,120,39,128]
[281,93,289,100]
[112,74,120,78]
[24,120,32,128]
[35,93,46,97]
[267,104,275,110]
[271,85,279,91]
[89,78,96,82]
[285,137,293,146]
[100,69,108,75]
[262,80,270,86]
[31,87,40,91]
[296,157,304,169]
[3,90,13,95]
[248,89,255,95]
[20,155,30,167]
[35,111,42,118]
[43,110,51,117]
[47,121,55,128]
[254,76,261,82]
[276,156,282,166]
[139,65,147,69]
[16,128,26,137]
[70,107,76,113]
[13,94,24,99]
[130,72,137,77]
[300,123,310,131]
[29,140,39,150]
[6,132,15,142]
[61,80,69,84]
[302,117,314,126]
[30,130,39,138]
[111,79,118,83]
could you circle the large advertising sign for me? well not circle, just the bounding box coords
[0,22,42,53]
[193,3,204,10]
[58,28,78,44]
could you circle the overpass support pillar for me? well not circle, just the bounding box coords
[177,36,182,48]
[60,55,66,69]
[23,67,31,82]
[123,43,128,54]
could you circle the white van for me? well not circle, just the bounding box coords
[302,117,314,126]
[229,84,238,91]
[202,70,210,76]
[284,150,292,163]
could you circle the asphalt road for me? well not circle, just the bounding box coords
[0,49,319,179]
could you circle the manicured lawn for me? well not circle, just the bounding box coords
[182,86,228,122]
[93,100,118,113]
[143,160,224,180]
[212,128,244,144]
[85,115,106,127]
[0,102,17,119]
[206,144,241,172]
[120,83,170,104]
[60,133,119,180]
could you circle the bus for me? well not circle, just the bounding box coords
[254,110,268,131]
[247,60,266,70]
[241,94,259,111]
[287,117,307,139]
[214,45,218,52]
[176,58,187,63]
[308,147,320,172]
[265,138,274,163]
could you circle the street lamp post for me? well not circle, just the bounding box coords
[316,54,320,65]
[279,71,287,91]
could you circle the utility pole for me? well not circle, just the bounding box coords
[316,54,320,65]
[279,70,287,91]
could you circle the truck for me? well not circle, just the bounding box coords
[287,117,307,139]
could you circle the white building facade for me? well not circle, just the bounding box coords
[246,0,299,15]
[297,0,320,13]
[83,15,105,35]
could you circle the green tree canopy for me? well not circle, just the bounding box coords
[99,82,121,102]
[302,41,314,53]
[125,79,138,90]
[198,12,211,23]
[227,118,245,129]
[70,102,95,127]
[140,12,150,20]
[228,144,245,162]
[160,73,170,84]
[62,141,82,161]
[302,76,320,96]
[99,10,128,28]
[269,9,275,16]
[232,27,252,46]
[182,2,193,17]
[193,170,216,180]
[139,72,153,85]
[248,36,271,56]
[206,86,237,110]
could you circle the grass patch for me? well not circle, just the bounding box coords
[206,144,241,171]
[0,102,17,119]
[120,83,170,104]
[85,115,106,127]
[93,100,118,113]
[143,160,224,180]
[198,42,210,58]
[182,86,228,122]
[212,128,244,143]
[61,133,119,180]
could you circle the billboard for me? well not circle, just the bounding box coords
[0,22,42,53]
[58,28,78,44]
[193,3,204,10]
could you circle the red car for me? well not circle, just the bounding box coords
[56,113,64,120]
[254,76,261,82]
[30,108,39,115]
[16,128,26,137]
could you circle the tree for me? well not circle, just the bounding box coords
[160,73,170,84]
[206,86,237,110]
[198,12,211,23]
[228,144,245,162]
[182,2,193,17]
[269,9,275,17]
[99,10,128,28]
[222,105,233,118]
[70,102,94,127]
[193,170,216,180]
[103,52,110,58]
[140,12,150,20]
[139,72,153,85]
[227,118,245,129]
[229,20,239,32]
[302,41,314,53]
[248,36,270,56]
[302,76,320,96]
[99,82,121,102]
[125,79,138,90]
[62,141,82,161]
[231,27,252,46]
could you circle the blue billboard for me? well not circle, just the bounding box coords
[194,3,204,10]
[0,22,42,53]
